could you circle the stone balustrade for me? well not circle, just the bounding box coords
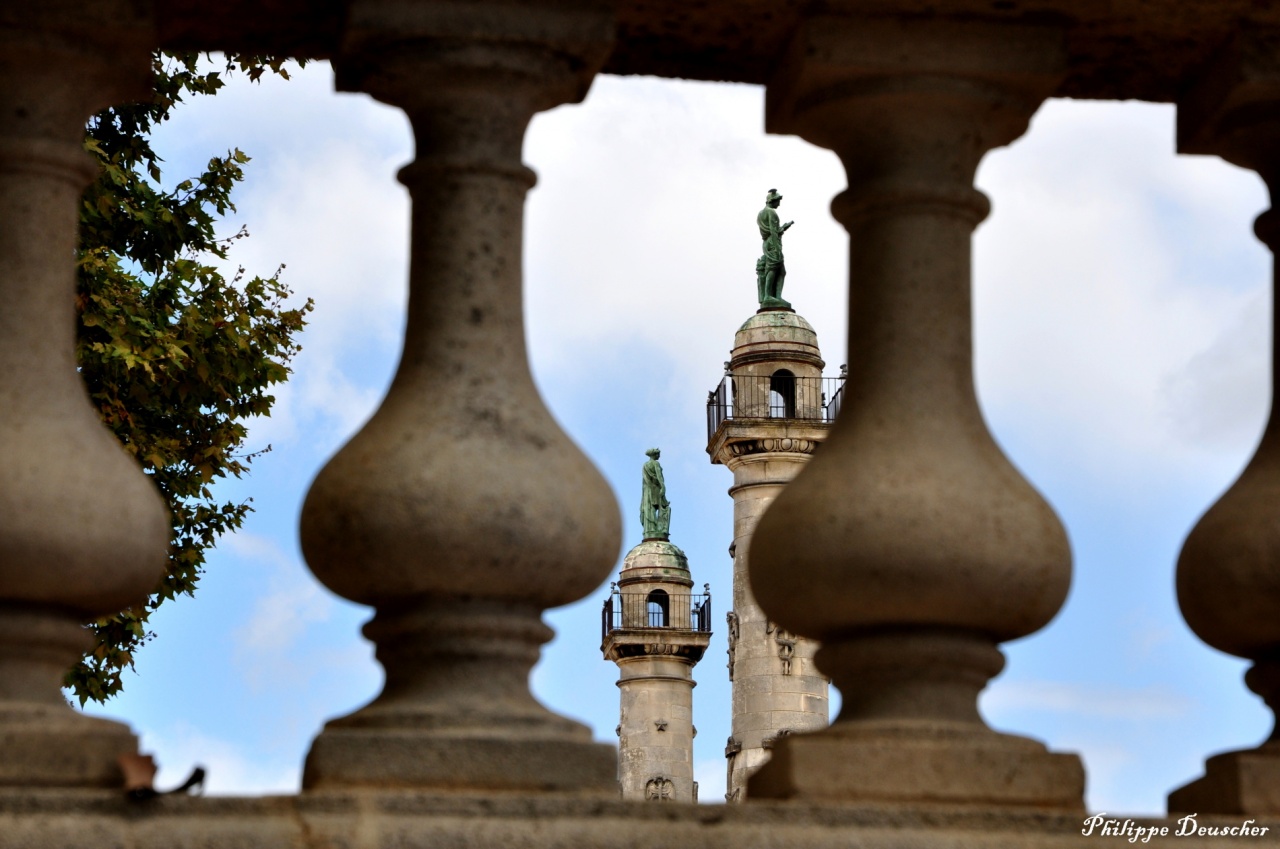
[2,1,1279,846]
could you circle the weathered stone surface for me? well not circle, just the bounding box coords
[0,3,169,792]
[142,0,1280,105]
[0,789,1269,848]
[296,0,621,794]
[1168,33,1280,817]
[751,725,1084,808]
[746,17,1081,808]
[1170,745,1280,815]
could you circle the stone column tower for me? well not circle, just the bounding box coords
[602,450,712,803]
[706,308,835,802]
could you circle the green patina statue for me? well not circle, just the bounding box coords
[640,448,671,540]
[756,188,794,309]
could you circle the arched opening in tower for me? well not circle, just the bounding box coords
[770,369,796,418]
[646,589,670,627]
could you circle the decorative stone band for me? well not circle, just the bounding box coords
[643,644,697,657]
[0,138,99,187]
[398,157,537,189]
[831,180,992,229]
[727,437,818,457]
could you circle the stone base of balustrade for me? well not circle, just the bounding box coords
[748,723,1085,809]
[0,706,140,790]
[0,788,1272,848]
[302,730,619,793]
[1169,744,1280,815]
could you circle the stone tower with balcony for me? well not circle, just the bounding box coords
[706,198,839,801]
[601,450,712,802]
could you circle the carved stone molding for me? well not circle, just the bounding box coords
[774,626,796,676]
[726,610,740,680]
[761,729,792,751]
[724,737,742,803]
[762,616,801,679]
[728,437,818,457]
[645,776,674,802]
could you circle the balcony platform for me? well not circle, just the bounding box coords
[707,418,833,467]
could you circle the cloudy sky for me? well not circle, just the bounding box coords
[83,58,1275,814]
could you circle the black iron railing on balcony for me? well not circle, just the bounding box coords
[601,586,712,641]
[706,372,846,442]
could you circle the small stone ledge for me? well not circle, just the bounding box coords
[1,789,1272,848]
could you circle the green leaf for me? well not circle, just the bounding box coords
[68,50,313,706]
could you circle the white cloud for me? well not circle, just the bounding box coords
[150,60,411,456]
[228,533,337,692]
[1162,290,1270,451]
[982,680,1192,720]
[525,77,848,401]
[973,99,1270,496]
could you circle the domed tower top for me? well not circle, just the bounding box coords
[730,310,825,372]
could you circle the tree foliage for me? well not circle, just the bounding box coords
[66,52,313,705]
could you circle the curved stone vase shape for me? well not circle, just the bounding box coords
[1170,39,1280,813]
[744,16,1083,807]
[298,3,622,792]
[0,7,169,789]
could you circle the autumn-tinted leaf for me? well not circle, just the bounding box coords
[66,50,313,706]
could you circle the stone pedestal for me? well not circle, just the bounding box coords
[745,17,1083,808]
[0,4,168,790]
[298,0,621,793]
[1169,33,1280,816]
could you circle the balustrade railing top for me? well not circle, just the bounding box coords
[706,373,844,442]
[601,590,713,642]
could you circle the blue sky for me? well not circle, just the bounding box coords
[84,60,1274,813]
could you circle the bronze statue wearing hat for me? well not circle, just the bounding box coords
[756,188,793,309]
[640,448,671,540]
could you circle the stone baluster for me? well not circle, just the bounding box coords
[299,0,622,792]
[745,17,1084,807]
[0,7,169,788]
[1169,33,1280,816]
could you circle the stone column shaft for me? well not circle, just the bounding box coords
[299,1,622,793]
[1170,31,1280,815]
[744,16,1083,807]
[0,8,168,788]
[617,656,697,802]
[725,454,827,802]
